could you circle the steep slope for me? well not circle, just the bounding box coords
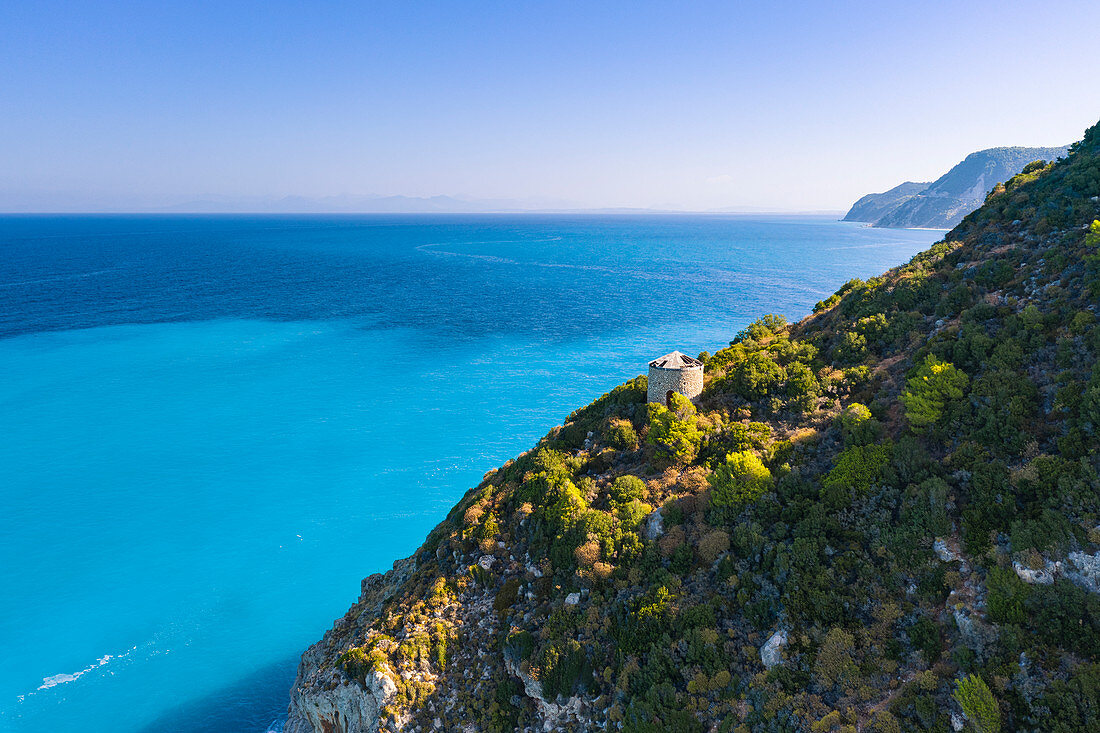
[287,121,1100,733]
[843,181,930,223]
[844,146,1070,230]
[874,145,1070,229]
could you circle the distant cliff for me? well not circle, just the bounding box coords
[842,181,929,224]
[845,145,1069,229]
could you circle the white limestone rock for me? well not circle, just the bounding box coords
[1013,560,1055,585]
[564,592,581,606]
[643,509,664,541]
[933,538,960,563]
[760,629,787,669]
[1065,551,1100,593]
[284,556,416,733]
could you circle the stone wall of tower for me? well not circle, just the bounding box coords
[647,364,704,405]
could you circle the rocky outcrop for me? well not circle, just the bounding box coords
[1012,551,1100,592]
[760,629,787,669]
[285,557,417,733]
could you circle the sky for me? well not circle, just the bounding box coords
[2,0,1099,212]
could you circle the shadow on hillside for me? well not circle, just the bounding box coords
[136,656,298,733]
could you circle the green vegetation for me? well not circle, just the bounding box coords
[707,450,772,522]
[953,674,1001,733]
[300,119,1100,733]
[646,393,703,465]
[900,355,968,431]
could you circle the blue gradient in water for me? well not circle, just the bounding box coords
[0,215,940,732]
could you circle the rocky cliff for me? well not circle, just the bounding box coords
[845,145,1070,229]
[842,181,929,225]
[287,121,1100,732]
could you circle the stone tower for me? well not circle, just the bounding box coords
[647,351,704,405]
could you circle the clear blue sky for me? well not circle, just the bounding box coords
[2,0,1098,211]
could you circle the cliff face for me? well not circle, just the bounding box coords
[286,558,417,733]
[845,145,1070,229]
[288,121,1100,733]
[841,181,929,224]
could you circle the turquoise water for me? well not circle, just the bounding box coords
[0,215,940,732]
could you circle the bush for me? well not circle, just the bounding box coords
[814,627,857,687]
[607,418,639,450]
[837,403,881,446]
[821,443,892,507]
[901,355,969,431]
[835,331,868,363]
[616,498,651,529]
[697,530,730,563]
[646,400,702,465]
[708,450,773,522]
[494,577,521,615]
[985,566,1029,624]
[535,639,593,699]
[953,674,1001,733]
[729,352,786,401]
[610,475,647,505]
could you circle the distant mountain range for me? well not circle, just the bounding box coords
[843,145,1070,228]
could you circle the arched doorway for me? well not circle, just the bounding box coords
[666,389,674,406]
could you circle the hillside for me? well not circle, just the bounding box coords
[846,146,1070,230]
[286,121,1100,733]
[842,182,930,224]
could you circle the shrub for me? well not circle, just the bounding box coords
[814,627,857,687]
[953,674,1001,733]
[737,314,788,342]
[837,403,881,446]
[985,566,1029,625]
[535,640,594,699]
[835,331,868,363]
[822,443,892,506]
[607,418,639,450]
[610,475,647,505]
[504,629,535,661]
[708,450,772,522]
[697,530,730,563]
[646,401,702,465]
[786,361,820,413]
[574,537,602,567]
[494,577,521,615]
[901,355,969,431]
[729,352,786,401]
[616,498,651,528]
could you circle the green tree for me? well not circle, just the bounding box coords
[985,566,1030,624]
[837,402,881,446]
[646,399,702,465]
[822,442,892,507]
[901,355,969,431]
[708,450,772,522]
[730,352,786,401]
[954,674,1001,733]
[814,627,858,688]
[610,475,647,505]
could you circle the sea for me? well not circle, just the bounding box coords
[0,214,941,732]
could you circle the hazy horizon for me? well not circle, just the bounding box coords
[3,1,1098,213]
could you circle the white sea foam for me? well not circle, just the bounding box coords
[31,646,137,695]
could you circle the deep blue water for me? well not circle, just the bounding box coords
[0,215,941,732]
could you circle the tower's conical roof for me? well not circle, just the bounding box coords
[649,351,703,369]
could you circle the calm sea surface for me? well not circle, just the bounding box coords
[0,215,940,732]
